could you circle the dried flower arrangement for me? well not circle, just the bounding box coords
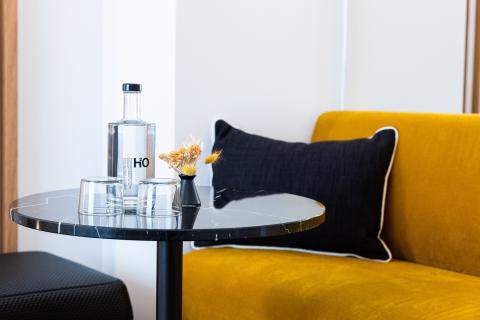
[158,137,221,176]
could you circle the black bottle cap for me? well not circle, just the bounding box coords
[122,83,142,92]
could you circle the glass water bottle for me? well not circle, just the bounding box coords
[108,83,156,211]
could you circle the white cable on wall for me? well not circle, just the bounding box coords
[339,0,349,111]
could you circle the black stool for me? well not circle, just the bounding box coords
[0,251,133,320]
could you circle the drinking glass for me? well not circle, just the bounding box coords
[78,177,124,215]
[136,215,181,229]
[137,178,181,216]
[78,213,124,228]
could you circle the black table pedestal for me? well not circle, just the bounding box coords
[157,241,183,320]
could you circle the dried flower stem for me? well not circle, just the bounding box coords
[204,150,222,165]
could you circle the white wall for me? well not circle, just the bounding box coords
[19,1,176,319]
[344,0,467,113]
[175,0,345,185]
[175,0,468,186]
[19,0,106,270]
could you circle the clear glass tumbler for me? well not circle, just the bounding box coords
[78,177,124,215]
[136,215,181,229]
[78,213,124,228]
[137,178,181,216]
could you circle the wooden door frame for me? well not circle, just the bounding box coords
[0,0,18,253]
[464,0,480,113]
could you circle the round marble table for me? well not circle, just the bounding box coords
[10,186,325,320]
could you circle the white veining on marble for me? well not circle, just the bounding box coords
[57,217,70,234]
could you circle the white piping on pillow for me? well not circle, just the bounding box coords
[372,126,398,262]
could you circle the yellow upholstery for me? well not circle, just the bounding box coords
[184,249,480,320]
[184,111,480,319]
[311,112,480,276]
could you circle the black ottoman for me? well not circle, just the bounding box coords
[0,251,133,320]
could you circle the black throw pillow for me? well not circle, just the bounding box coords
[195,120,398,261]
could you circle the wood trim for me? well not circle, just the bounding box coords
[464,0,473,113]
[0,0,18,253]
[463,0,480,113]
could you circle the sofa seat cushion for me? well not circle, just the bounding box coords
[184,248,480,320]
[0,251,132,320]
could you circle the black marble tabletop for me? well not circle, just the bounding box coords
[9,187,325,241]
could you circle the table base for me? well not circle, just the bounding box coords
[157,241,183,320]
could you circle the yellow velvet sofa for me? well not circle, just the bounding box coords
[184,111,480,319]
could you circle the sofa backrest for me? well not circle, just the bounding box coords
[312,111,480,276]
